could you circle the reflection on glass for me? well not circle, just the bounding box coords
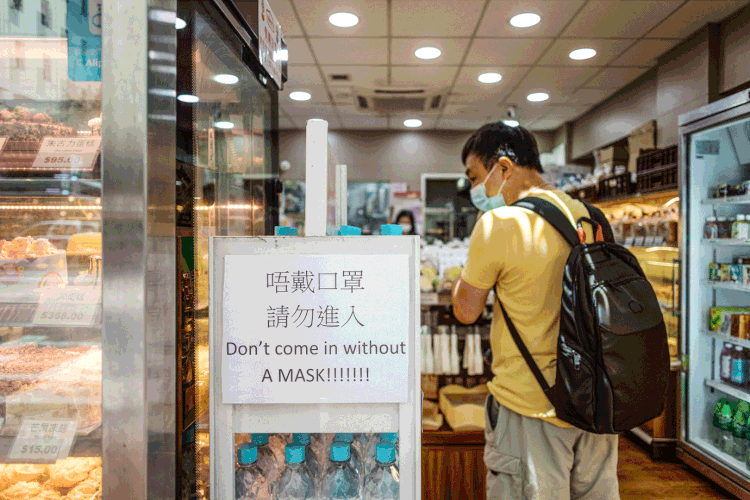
[0,0,103,498]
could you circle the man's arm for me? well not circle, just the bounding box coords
[452,277,491,324]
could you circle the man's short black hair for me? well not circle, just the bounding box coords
[461,121,543,173]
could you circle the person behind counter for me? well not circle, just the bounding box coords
[394,210,417,235]
[451,122,620,500]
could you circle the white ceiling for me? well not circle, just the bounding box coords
[274,0,750,132]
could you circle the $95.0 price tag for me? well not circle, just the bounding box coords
[33,288,100,326]
[32,137,101,171]
[7,419,77,463]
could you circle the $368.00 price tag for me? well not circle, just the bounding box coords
[7,419,77,463]
[33,288,100,326]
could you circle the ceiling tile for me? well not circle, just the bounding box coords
[609,39,681,67]
[390,66,459,88]
[496,103,552,123]
[390,38,471,65]
[536,39,635,67]
[565,88,615,105]
[279,116,300,129]
[465,38,553,66]
[320,65,389,88]
[285,65,325,87]
[309,38,389,65]
[391,0,485,37]
[442,104,497,121]
[390,115,438,130]
[271,0,303,37]
[528,118,565,131]
[507,66,600,104]
[477,0,585,38]
[451,66,528,105]
[540,105,590,122]
[285,38,315,65]
[337,107,389,129]
[280,84,330,104]
[436,118,489,130]
[583,67,650,89]
[562,1,683,39]
[647,1,750,38]
[292,0,388,37]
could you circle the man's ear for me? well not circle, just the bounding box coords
[497,157,515,179]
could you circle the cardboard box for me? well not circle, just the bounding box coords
[598,146,629,173]
[720,264,732,282]
[731,264,743,283]
[628,121,656,173]
[710,307,750,332]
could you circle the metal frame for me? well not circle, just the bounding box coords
[102,0,177,497]
[209,235,422,500]
[678,92,750,493]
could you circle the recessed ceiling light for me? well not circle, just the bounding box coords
[478,72,502,84]
[415,47,441,60]
[329,12,359,28]
[404,119,422,128]
[177,94,199,103]
[510,13,541,28]
[214,74,239,84]
[527,92,549,102]
[290,91,312,101]
[215,121,234,129]
[175,18,187,29]
[569,48,597,60]
[503,120,519,127]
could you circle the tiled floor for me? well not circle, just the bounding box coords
[619,436,733,499]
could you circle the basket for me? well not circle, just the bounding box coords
[598,172,636,200]
[637,164,678,193]
[636,145,678,173]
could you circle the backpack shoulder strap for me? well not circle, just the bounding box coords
[583,202,615,243]
[512,197,578,248]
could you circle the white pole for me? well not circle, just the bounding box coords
[305,119,328,236]
[335,164,347,227]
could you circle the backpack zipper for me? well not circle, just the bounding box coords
[561,336,582,370]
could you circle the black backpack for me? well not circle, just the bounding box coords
[494,196,670,434]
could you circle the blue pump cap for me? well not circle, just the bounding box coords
[274,226,291,236]
[251,433,269,446]
[292,433,311,445]
[334,433,354,443]
[380,224,403,236]
[237,443,258,465]
[380,433,398,444]
[338,225,361,236]
[285,444,305,464]
[289,228,299,236]
[375,443,396,464]
[330,442,351,462]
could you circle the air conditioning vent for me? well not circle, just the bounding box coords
[353,87,447,114]
[329,73,351,81]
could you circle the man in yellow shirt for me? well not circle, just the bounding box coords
[452,122,619,500]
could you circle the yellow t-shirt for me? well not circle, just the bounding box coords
[461,189,593,428]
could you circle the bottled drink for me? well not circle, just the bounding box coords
[721,343,734,383]
[334,433,364,479]
[321,442,360,500]
[379,433,399,469]
[732,346,746,386]
[719,403,735,454]
[354,433,371,455]
[363,443,399,500]
[292,433,321,481]
[733,410,748,460]
[236,444,269,500]
[275,445,316,500]
[713,398,728,445]
[252,434,280,488]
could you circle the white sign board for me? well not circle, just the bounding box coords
[222,254,410,404]
[32,137,101,171]
[7,419,77,463]
[258,0,283,87]
[33,288,101,326]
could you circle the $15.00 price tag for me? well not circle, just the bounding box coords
[7,419,77,463]
[33,288,100,326]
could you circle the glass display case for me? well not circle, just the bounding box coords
[0,0,104,497]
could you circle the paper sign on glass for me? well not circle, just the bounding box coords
[32,137,101,171]
[222,254,410,404]
[7,419,77,463]
[33,288,101,326]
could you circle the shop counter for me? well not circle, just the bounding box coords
[422,426,485,500]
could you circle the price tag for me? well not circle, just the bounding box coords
[421,292,438,305]
[6,419,77,463]
[0,137,7,153]
[654,236,666,246]
[624,237,635,246]
[32,137,101,171]
[634,236,645,246]
[644,236,656,247]
[33,288,101,326]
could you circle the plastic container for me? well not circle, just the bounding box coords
[718,217,730,238]
[292,433,321,482]
[236,444,268,500]
[332,434,363,481]
[713,398,729,446]
[363,444,399,500]
[705,216,718,239]
[733,346,746,386]
[320,442,360,500]
[251,434,280,488]
[275,445,316,500]
[721,343,734,383]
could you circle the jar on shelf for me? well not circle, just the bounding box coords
[704,216,718,239]
[733,214,749,240]
[718,217,730,238]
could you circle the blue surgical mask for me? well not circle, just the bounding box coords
[470,165,507,213]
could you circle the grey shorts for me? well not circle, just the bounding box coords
[484,395,620,500]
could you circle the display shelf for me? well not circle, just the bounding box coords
[420,292,494,307]
[703,280,750,293]
[702,195,750,205]
[693,436,750,479]
[703,239,750,246]
[704,331,750,350]
[705,378,750,400]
